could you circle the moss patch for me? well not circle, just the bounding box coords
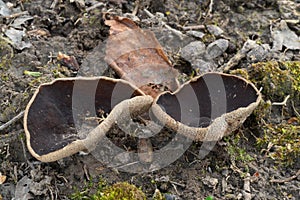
[0,37,14,81]
[71,180,146,200]
[98,182,146,200]
[225,134,254,164]
[247,61,300,166]
[257,122,300,166]
[250,61,300,104]
[231,61,300,166]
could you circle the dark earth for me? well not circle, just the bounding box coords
[0,0,300,199]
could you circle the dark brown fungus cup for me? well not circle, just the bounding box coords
[151,72,261,141]
[24,77,153,162]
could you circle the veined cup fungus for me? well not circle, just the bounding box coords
[24,77,153,162]
[24,73,261,163]
[151,72,261,142]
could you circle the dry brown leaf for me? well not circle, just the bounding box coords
[105,16,179,97]
[57,52,80,70]
[0,174,6,184]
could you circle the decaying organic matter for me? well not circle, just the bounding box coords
[105,16,180,97]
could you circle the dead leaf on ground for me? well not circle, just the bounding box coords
[57,52,80,70]
[4,28,32,50]
[0,173,6,184]
[105,16,179,97]
[271,20,300,50]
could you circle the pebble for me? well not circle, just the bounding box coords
[180,41,206,61]
[191,59,217,73]
[206,24,224,36]
[206,39,229,59]
[202,176,218,189]
[246,44,270,62]
[222,169,230,176]
[164,193,180,200]
[186,30,205,39]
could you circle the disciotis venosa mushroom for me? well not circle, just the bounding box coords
[24,73,261,163]
[24,77,152,162]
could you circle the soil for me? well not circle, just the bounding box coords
[0,0,300,200]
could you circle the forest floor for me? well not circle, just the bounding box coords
[0,0,300,199]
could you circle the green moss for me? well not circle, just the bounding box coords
[97,182,146,200]
[225,135,254,164]
[0,37,13,69]
[153,189,166,200]
[81,9,103,28]
[0,37,14,82]
[24,70,43,77]
[246,61,300,166]
[201,33,215,44]
[250,61,300,103]
[256,122,300,166]
[71,180,146,200]
[71,177,106,200]
[230,68,250,80]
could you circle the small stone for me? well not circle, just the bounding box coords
[180,41,206,61]
[159,183,169,191]
[206,25,224,36]
[240,39,258,54]
[202,176,218,189]
[191,59,217,73]
[0,1,11,16]
[222,169,229,176]
[206,39,229,59]
[247,44,270,62]
[186,30,205,39]
[164,193,179,200]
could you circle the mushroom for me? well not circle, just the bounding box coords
[24,73,261,162]
[151,72,261,141]
[24,77,153,162]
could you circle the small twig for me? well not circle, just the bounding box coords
[243,173,252,200]
[83,164,90,181]
[143,9,185,39]
[219,39,257,72]
[219,52,244,72]
[56,174,68,184]
[4,143,10,159]
[0,111,24,131]
[20,136,34,170]
[132,0,140,16]
[86,2,105,12]
[272,95,290,106]
[3,11,29,19]
[291,101,300,119]
[180,24,206,31]
[171,183,180,196]
[207,0,214,16]
[270,169,300,183]
[47,185,55,200]
[50,0,59,9]
[169,180,185,188]
[112,161,140,170]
